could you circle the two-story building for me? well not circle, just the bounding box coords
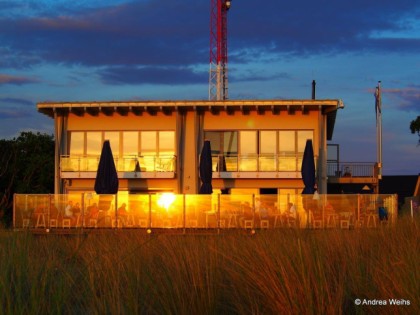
[37,99,344,200]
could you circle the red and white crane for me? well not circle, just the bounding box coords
[209,0,231,100]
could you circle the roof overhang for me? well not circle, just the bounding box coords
[37,99,344,139]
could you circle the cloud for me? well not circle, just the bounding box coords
[0,0,418,72]
[0,74,38,85]
[231,69,292,82]
[385,85,420,112]
[230,0,420,59]
[98,65,206,85]
[0,97,34,107]
[0,1,209,68]
[0,108,33,119]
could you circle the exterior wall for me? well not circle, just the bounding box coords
[55,107,325,195]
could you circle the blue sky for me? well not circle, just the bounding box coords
[0,0,419,175]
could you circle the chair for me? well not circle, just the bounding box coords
[339,212,352,229]
[112,218,123,228]
[62,218,71,228]
[260,220,269,229]
[188,219,198,228]
[23,218,31,228]
[88,218,98,228]
[310,211,323,229]
[326,213,338,228]
[244,220,253,229]
[139,218,148,228]
[50,218,59,228]
[35,213,46,228]
[365,213,377,228]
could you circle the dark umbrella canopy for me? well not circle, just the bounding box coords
[301,139,316,194]
[94,140,119,194]
[199,140,213,194]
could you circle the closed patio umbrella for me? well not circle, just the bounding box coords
[94,140,119,194]
[301,139,316,194]
[199,140,213,194]
[301,139,316,228]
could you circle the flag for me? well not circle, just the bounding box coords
[374,86,381,114]
[374,83,381,123]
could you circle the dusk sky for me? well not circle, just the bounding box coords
[0,0,419,175]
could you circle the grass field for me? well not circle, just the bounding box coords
[0,217,418,314]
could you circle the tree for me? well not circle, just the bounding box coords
[0,132,54,227]
[410,116,420,145]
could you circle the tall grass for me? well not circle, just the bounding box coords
[0,218,418,314]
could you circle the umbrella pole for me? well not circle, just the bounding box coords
[115,194,118,229]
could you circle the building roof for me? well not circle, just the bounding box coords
[37,99,344,140]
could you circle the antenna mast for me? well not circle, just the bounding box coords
[209,0,231,100]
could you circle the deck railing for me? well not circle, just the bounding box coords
[60,155,176,173]
[14,193,397,231]
[327,161,377,178]
[211,153,313,172]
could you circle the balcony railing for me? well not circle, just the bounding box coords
[327,161,377,178]
[211,153,312,173]
[14,193,397,230]
[60,155,176,174]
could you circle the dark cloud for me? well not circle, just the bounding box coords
[0,0,419,79]
[230,0,420,57]
[0,97,34,107]
[0,1,209,68]
[385,85,420,112]
[0,0,420,65]
[0,74,39,85]
[231,70,292,82]
[98,66,206,85]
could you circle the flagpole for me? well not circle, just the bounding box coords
[376,81,383,182]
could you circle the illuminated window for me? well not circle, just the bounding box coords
[260,131,277,171]
[123,132,139,157]
[279,131,296,171]
[239,131,257,171]
[140,131,157,156]
[159,131,175,156]
[104,132,120,157]
[69,132,84,155]
[86,132,102,156]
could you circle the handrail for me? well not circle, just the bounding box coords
[327,161,377,178]
[60,155,177,173]
[210,153,314,172]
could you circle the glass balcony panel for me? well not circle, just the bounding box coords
[239,155,258,171]
[224,156,238,172]
[259,154,276,171]
[278,155,297,171]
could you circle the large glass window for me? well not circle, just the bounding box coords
[69,132,84,156]
[279,131,296,171]
[86,132,102,156]
[104,132,120,157]
[260,131,277,171]
[140,132,156,156]
[85,132,102,171]
[123,132,139,157]
[205,130,313,172]
[68,130,175,172]
[122,132,138,171]
[223,132,237,156]
[205,131,238,171]
[239,131,257,171]
[297,130,313,170]
[159,131,175,156]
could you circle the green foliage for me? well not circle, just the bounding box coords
[0,219,418,313]
[410,116,420,145]
[0,132,54,226]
